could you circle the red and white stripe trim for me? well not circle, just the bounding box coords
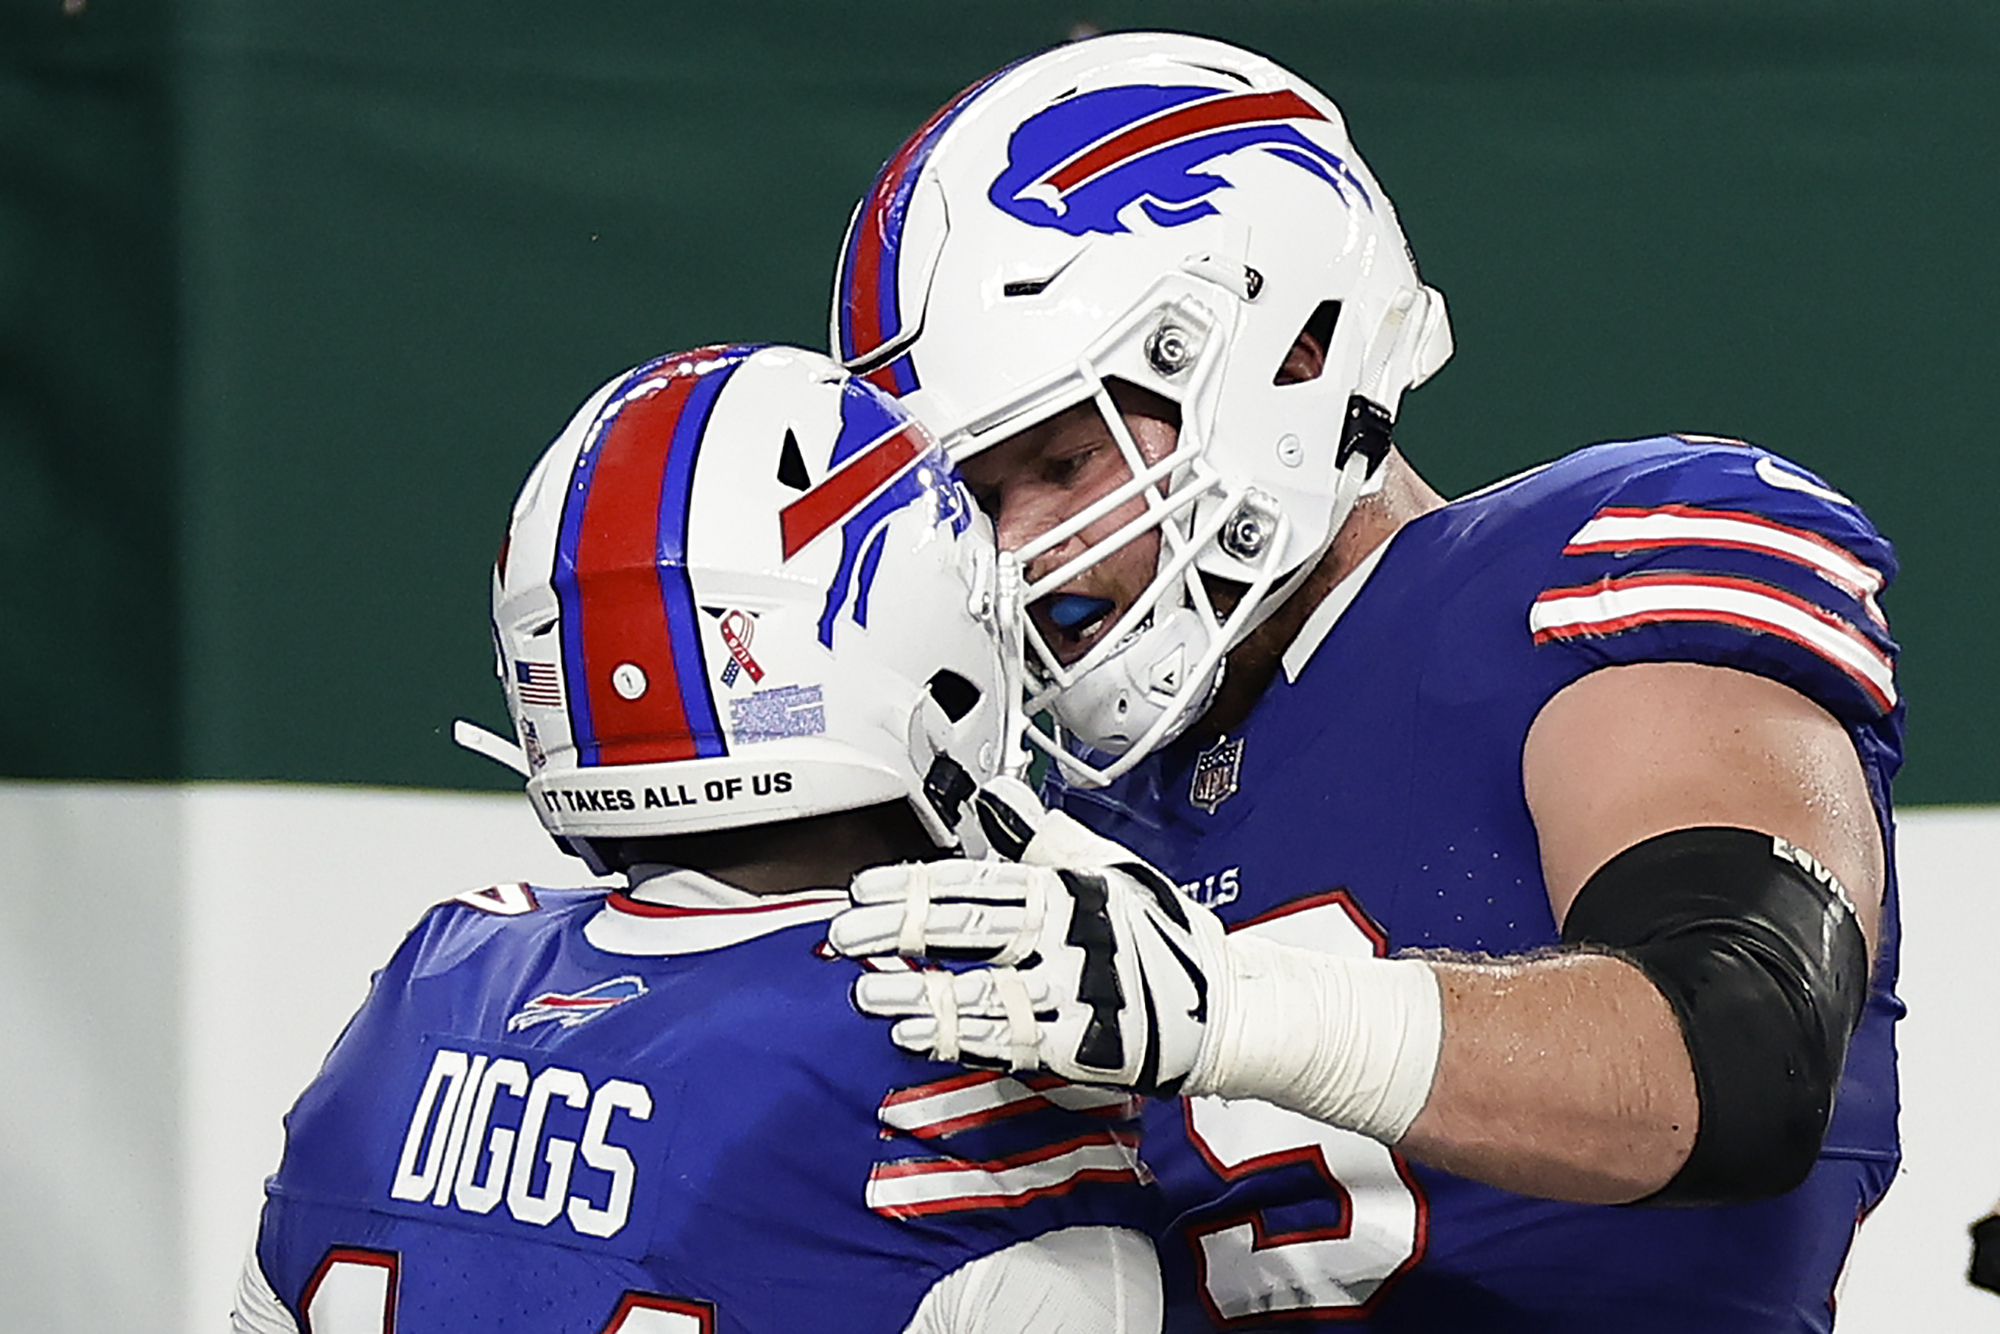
[1529,571,1896,713]
[603,888,845,920]
[1562,504,1887,627]
[585,884,845,956]
[877,1071,1140,1141]
[865,1130,1146,1218]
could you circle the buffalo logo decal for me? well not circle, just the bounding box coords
[778,379,970,647]
[507,975,649,1032]
[990,84,1371,236]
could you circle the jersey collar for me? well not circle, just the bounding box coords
[583,867,845,957]
[1281,463,1563,683]
[1280,537,1395,683]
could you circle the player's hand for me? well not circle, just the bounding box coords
[829,777,1228,1095]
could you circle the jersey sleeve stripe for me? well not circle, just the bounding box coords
[879,1073,1052,1140]
[865,1130,1146,1218]
[878,1073,1139,1140]
[1562,505,1888,625]
[1529,572,1896,711]
[1021,1073,1144,1117]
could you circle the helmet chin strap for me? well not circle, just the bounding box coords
[1211,282,1420,650]
[1338,395,1397,476]
[995,551,1036,782]
[452,718,530,777]
[1228,401,1391,646]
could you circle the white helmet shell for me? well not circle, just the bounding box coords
[831,33,1451,784]
[493,345,1006,861]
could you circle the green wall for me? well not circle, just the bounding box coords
[3,0,179,778]
[5,0,1995,802]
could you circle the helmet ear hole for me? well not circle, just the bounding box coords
[1274,300,1341,385]
[777,428,811,491]
[926,669,982,723]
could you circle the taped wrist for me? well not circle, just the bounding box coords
[1185,932,1442,1145]
[1560,826,1870,1206]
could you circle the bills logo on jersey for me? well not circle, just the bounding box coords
[989,84,1371,236]
[507,976,648,1032]
[778,377,971,647]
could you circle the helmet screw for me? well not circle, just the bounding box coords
[1221,503,1272,560]
[1146,323,1195,376]
[611,662,649,700]
[1276,434,1303,468]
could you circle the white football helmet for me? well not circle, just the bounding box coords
[488,344,1010,871]
[830,32,1452,785]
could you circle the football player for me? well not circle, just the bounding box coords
[230,346,1165,1333]
[823,34,1901,1333]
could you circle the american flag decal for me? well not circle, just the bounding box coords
[515,660,563,709]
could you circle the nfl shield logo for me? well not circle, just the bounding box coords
[1189,735,1244,814]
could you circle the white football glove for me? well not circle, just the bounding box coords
[834,777,1446,1142]
[830,777,1228,1096]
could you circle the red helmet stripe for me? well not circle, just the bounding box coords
[779,422,927,561]
[566,366,715,764]
[1043,89,1325,195]
[836,66,1012,368]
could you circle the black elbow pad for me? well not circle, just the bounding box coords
[1560,826,1871,1207]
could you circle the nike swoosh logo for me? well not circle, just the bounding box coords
[1145,917,1209,1024]
[1755,455,1853,506]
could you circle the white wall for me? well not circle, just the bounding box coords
[0,785,186,1333]
[1838,807,2000,1330]
[0,781,1991,1331]
[0,782,589,1334]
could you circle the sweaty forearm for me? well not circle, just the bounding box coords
[1396,952,1696,1203]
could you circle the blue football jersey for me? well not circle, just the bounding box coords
[1049,438,1904,1333]
[253,876,1162,1333]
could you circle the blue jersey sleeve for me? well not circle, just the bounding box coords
[1525,440,1899,728]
